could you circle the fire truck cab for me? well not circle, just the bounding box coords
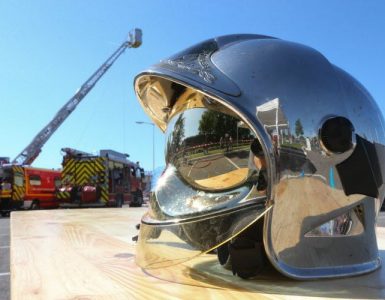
[57,148,145,208]
[0,165,61,216]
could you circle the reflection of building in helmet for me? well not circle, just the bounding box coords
[256,98,288,148]
[134,34,385,280]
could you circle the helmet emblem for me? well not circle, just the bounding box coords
[163,51,216,83]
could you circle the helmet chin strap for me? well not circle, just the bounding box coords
[216,218,268,279]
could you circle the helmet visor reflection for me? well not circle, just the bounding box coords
[165,104,256,192]
[136,203,271,270]
[135,96,270,271]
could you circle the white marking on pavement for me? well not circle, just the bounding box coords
[225,157,240,169]
[187,161,197,177]
[0,272,10,276]
[0,245,9,249]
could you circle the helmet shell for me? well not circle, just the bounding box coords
[134,34,385,279]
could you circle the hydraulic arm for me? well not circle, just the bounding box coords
[12,29,142,165]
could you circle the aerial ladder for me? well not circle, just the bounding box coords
[11,28,142,166]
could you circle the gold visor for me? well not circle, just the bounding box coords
[135,91,270,271]
[136,203,271,269]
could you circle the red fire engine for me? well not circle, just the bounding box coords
[57,148,145,208]
[0,165,61,216]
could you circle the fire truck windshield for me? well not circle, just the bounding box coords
[0,168,12,190]
[0,167,11,181]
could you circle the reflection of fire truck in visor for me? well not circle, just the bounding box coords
[0,165,61,216]
[57,148,145,207]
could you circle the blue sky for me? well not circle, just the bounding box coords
[0,1,384,172]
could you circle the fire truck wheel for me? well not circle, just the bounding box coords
[137,192,143,207]
[31,200,40,210]
[116,194,123,208]
[130,191,143,207]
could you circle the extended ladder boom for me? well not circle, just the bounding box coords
[12,29,142,165]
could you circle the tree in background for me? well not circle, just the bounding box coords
[295,119,304,137]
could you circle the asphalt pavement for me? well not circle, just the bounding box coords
[0,216,10,300]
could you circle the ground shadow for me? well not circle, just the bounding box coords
[185,250,385,299]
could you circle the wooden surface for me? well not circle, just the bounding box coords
[10,207,385,300]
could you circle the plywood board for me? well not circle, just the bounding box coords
[10,207,385,300]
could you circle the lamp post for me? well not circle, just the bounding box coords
[135,121,155,171]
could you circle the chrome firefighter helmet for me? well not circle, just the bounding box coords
[134,34,385,280]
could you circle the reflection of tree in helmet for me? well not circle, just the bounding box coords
[198,110,236,153]
[166,113,185,165]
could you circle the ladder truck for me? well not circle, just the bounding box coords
[0,29,142,216]
[13,28,142,165]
